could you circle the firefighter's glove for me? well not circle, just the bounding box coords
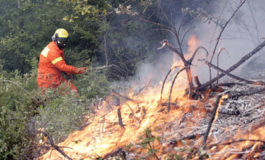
[76,67,87,74]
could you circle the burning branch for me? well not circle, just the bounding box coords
[36,130,73,160]
[117,108,125,129]
[111,90,143,103]
[168,67,187,112]
[160,65,182,103]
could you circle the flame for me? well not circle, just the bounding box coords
[38,53,192,159]
[187,35,199,54]
[39,86,190,159]
[38,35,265,159]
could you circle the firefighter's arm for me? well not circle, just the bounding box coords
[53,59,79,74]
[48,52,86,74]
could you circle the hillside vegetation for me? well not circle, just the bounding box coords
[0,0,213,159]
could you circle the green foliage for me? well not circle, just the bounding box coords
[0,70,38,159]
[139,128,160,159]
[0,68,111,159]
[0,0,70,73]
[0,0,216,159]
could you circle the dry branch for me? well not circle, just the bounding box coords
[36,131,73,160]
[197,40,265,92]
[206,61,265,85]
[202,95,222,147]
[168,67,187,112]
[210,0,247,63]
[188,46,209,63]
[117,108,125,128]
[111,90,143,103]
[207,139,265,149]
[226,87,265,99]
[160,66,182,102]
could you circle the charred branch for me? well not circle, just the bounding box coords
[194,76,202,87]
[206,61,265,85]
[162,40,186,63]
[217,82,246,87]
[197,40,265,92]
[160,66,182,102]
[169,133,205,145]
[188,46,209,63]
[207,139,265,149]
[161,102,178,108]
[36,131,73,160]
[168,67,187,112]
[117,108,125,129]
[226,87,265,99]
[202,95,222,147]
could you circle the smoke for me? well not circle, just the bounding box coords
[114,0,265,91]
[193,0,265,81]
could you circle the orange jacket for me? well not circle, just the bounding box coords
[37,41,78,91]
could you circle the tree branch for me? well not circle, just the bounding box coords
[197,40,265,92]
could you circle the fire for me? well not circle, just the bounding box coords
[39,84,190,159]
[38,35,265,159]
[187,35,199,54]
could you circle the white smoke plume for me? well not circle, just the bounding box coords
[115,0,265,91]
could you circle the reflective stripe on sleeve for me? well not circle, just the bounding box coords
[41,47,49,57]
[52,57,63,64]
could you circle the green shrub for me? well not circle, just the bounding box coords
[0,66,111,159]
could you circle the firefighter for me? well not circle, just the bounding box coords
[37,28,86,93]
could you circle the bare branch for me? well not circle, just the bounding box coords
[202,95,223,147]
[36,131,73,160]
[216,48,231,83]
[197,40,265,92]
[206,61,265,85]
[188,46,209,64]
[168,67,187,112]
[207,139,265,149]
[111,90,143,103]
[103,33,109,66]
[117,108,125,128]
[210,0,247,63]
[163,40,187,64]
[160,65,182,103]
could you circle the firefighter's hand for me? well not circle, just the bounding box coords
[76,67,87,74]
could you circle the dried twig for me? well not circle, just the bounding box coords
[36,131,73,160]
[202,95,222,147]
[111,90,143,103]
[207,139,265,149]
[206,61,265,85]
[188,46,209,63]
[160,66,182,102]
[210,0,247,63]
[117,108,125,128]
[168,67,187,112]
[209,0,247,82]
[197,40,265,92]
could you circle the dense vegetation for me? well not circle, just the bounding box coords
[0,0,213,159]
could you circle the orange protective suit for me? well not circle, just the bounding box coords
[37,41,79,93]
